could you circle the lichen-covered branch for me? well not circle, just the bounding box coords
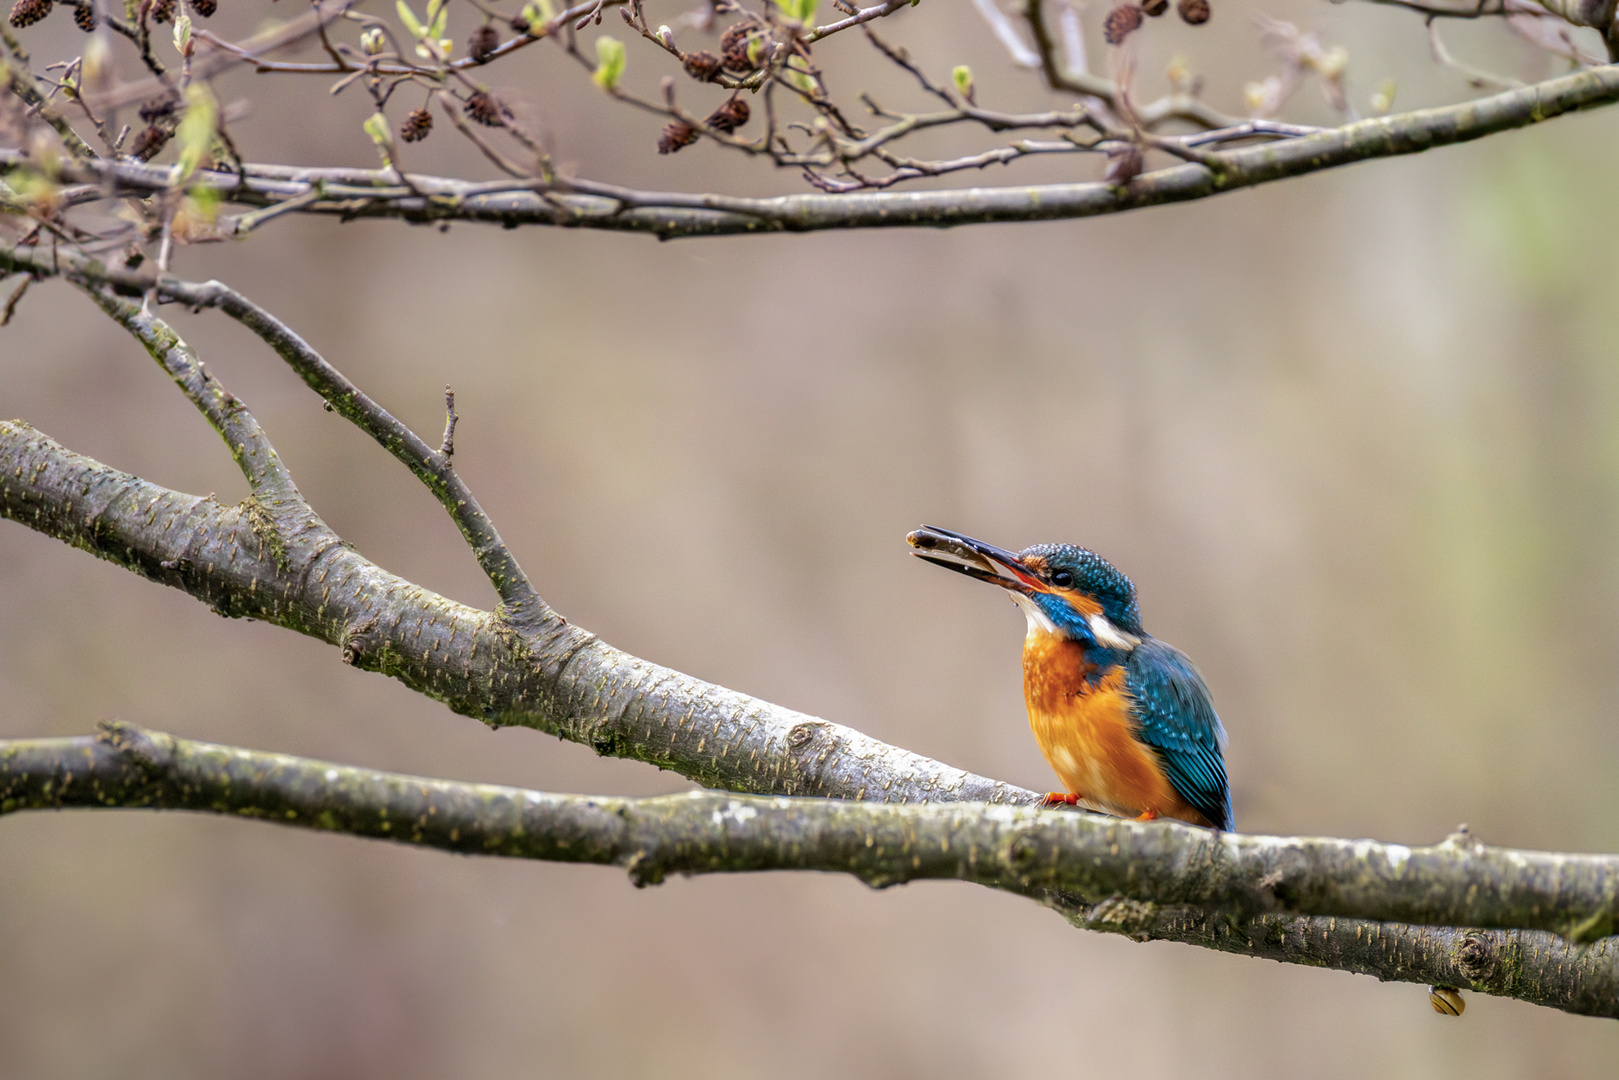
[5,272,1619,1018]
[4,725,1616,1017]
[5,405,1619,944]
[0,417,1030,807]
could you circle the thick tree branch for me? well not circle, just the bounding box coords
[4,725,1617,1017]
[0,418,1031,806]
[7,67,1616,238]
[6,279,1619,1017]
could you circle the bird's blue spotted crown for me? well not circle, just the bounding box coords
[1018,543,1143,636]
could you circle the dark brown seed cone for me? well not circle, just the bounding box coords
[72,2,95,29]
[683,50,723,82]
[1102,4,1143,45]
[1177,0,1209,24]
[509,12,529,33]
[130,125,172,161]
[1103,143,1144,187]
[400,107,433,143]
[719,21,757,72]
[7,0,52,28]
[469,23,500,62]
[139,94,178,121]
[189,0,216,16]
[1141,0,1167,15]
[704,95,749,134]
[464,90,504,127]
[148,0,174,23]
[657,120,698,154]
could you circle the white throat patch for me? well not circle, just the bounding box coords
[1012,594,1140,651]
[1011,594,1058,637]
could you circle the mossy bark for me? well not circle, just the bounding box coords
[4,726,1617,1017]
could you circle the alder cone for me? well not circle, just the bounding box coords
[400,108,433,143]
[657,120,698,154]
[148,0,174,23]
[1141,0,1168,15]
[719,21,758,72]
[1102,3,1143,44]
[139,95,178,122]
[72,2,95,30]
[705,96,749,134]
[464,91,504,127]
[130,125,172,161]
[1177,0,1209,24]
[683,50,723,82]
[469,23,500,63]
[190,0,216,16]
[7,0,51,28]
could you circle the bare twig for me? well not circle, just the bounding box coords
[440,385,457,460]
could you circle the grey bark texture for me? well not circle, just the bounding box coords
[3,726,1616,1017]
[3,259,1618,1020]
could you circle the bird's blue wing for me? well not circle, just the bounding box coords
[1124,638,1233,831]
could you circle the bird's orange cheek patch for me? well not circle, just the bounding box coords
[1049,587,1102,617]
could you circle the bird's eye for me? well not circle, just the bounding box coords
[1050,570,1074,588]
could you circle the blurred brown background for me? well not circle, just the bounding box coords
[4,0,1619,1075]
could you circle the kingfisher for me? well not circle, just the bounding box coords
[908,525,1232,830]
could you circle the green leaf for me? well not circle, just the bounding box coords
[774,0,816,20]
[592,36,626,92]
[519,0,552,30]
[952,64,972,100]
[362,112,394,166]
[187,183,220,224]
[172,84,218,186]
[396,0,425,40]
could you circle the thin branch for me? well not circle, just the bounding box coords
[440,385,457,460]
[78,287,302,505]
[3,725,1618,1016]
[84,0,366,112]
[972,0,1042,68]
[9,65,1615,237]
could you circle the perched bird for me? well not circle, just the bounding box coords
[907,525,1232,830]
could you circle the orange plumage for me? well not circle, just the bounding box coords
[1022,630,1213,827]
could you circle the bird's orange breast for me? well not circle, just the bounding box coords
[1022,631,1204,824]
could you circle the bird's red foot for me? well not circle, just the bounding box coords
[1134,809,1159,822]
[1041,792,1080,807]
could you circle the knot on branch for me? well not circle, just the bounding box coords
[340,616,379,666]
[95,720,176,771]
[622,848,666,888]
[787,721,824,751]
[1006,832,1044,877]
[589,725,623,758]
[1455,933,1497,982]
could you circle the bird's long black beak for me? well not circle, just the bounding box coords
[906,525,1043,595]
